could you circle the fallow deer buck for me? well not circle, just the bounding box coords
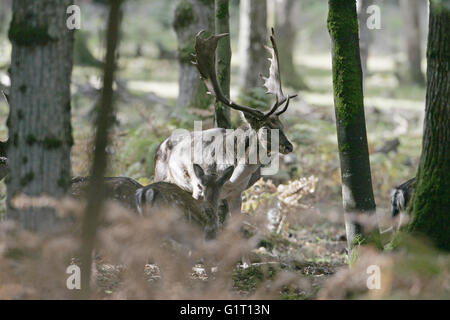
[136,164,235,239]
[154,29,297,215]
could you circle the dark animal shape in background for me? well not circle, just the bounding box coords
[136,165,235,240]
[391,177,416,217]
[0,156,7,181]
[0,140,7,158]
[375,138,400,154]
[70,176,143,212]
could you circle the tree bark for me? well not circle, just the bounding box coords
[173,0,214,110]
[6,0,74,231]
[327,0,376,251]
[274,0,307,90]
[214,0,231,128]
[400,0,425,85]
[79,0,123,296]
[357,0,371,79]
[238,0,268,90]
[408,0,449,251]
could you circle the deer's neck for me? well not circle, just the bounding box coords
[224,125,269,166]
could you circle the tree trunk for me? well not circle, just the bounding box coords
[274,0,307,90]
[6,0,74,231]
[327,0,376,251]
[79,0,123,295]
[400,0,425,85]
[357,0,371,79]
[238,0,268,90]
[408,0,449,251]
[214,0,231,128]
[173,0,214,110]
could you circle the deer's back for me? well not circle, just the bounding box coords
[71,176,143,211]
[137,182,213,228]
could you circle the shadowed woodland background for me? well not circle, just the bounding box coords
[0,0,448,299]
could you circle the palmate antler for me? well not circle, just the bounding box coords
[260,28,297,118]
[192,28,296,120]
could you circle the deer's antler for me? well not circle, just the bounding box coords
[193,29,296,120]
[193,31,264,119]
[260,28,297,118]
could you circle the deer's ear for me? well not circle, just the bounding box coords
[219,166,235,184]
[193,164,205,179]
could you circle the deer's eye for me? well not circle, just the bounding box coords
[197,184,203,191]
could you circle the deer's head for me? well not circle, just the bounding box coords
[193,28,296,155]
[240,109,293,155]
[193,164,234,212]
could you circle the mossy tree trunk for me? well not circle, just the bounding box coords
[408,0,449,251]
[274,0,307,90]
[327,0,376,251]
[173,0,214,111]
[238,0,268,90]
[400,0,425,85]
[214,0,231,128]
[357,0,371,80]
[6,0,74,231]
